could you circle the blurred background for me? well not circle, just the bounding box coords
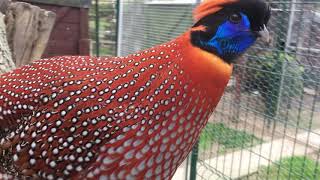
[2,0,320,179]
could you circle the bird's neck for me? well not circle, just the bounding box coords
[177,31,233,91]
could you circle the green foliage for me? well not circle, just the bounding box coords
[199,123,262,153]
[254,156,320,180]
[89,1,117,56]
[244,52,304,118]
[303,68,320,89]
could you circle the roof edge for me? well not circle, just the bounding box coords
[21,0,92,8]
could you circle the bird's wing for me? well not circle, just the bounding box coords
[0,56,119,130]
[0,43,183,178]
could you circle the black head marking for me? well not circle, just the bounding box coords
[191,0,271,63]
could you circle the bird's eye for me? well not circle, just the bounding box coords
[229,13,242,24]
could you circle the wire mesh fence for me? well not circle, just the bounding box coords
[92,0,320,179]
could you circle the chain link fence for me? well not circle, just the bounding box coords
[92,0,320,179]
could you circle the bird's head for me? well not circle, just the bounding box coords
[191,0,271,63]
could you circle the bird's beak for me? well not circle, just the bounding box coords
[257,24,270,43]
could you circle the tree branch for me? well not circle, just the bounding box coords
[0,0,10,14]
[0,12,15,74]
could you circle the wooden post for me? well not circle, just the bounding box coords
[79,8,90,55]
[5,2,56,67]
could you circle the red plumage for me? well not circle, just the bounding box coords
[0,3,233,179]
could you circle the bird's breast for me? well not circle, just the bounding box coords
[178,32,233,104]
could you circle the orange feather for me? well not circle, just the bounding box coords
[193,0,237,22]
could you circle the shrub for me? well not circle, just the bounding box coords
[243,52,304,118]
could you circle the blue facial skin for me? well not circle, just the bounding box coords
[201,13,257,59]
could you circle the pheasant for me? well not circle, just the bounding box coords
[0,0,271,179]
